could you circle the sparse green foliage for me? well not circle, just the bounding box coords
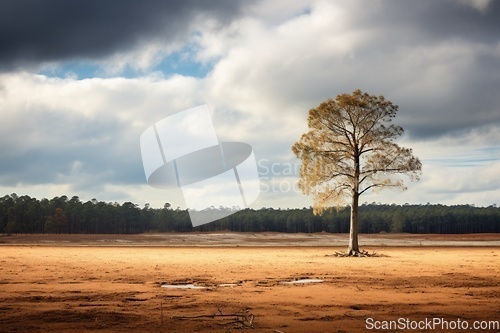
[292,90,422,255]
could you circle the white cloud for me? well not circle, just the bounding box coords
[0,72,205,202]
[100,42,184,75]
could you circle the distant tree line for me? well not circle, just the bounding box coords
[0,193,498,235]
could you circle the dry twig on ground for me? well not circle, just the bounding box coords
[171,305,254,329]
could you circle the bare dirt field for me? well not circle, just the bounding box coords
[0,233,499,332]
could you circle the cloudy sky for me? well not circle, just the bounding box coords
[1,0,499,209]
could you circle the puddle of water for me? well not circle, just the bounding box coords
[281,279,324,285]
[161,284,206,289]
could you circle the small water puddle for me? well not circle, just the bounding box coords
[281,278,324,285]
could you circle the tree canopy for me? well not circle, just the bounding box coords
[292,90,422,255]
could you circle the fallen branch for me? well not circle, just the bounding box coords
[171,305,254,329]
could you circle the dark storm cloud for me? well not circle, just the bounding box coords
[352,0,500,44]
[244,1,500,142]
[337,0,500,139]
[421,1,500,42]
[0,0,253,71]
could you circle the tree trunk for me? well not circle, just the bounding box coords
[348,141,361,256]
[348,192,360,255]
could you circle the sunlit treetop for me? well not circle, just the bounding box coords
[293,89,422,215]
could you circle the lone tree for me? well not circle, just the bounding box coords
[292,90,422,256]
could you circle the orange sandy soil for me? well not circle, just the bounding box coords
[0,235,499,332]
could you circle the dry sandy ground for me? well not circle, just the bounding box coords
[0,234,499,332]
